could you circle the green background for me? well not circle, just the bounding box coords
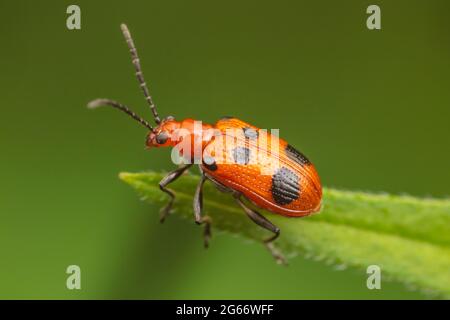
[0,0,449,299]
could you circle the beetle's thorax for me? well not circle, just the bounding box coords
[146,118,214,156]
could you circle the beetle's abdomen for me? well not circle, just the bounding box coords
[201,118,322,216]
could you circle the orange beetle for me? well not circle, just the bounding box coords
[88,24,322,264]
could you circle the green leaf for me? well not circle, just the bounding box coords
[119,171,450,298]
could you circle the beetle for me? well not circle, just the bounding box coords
[88,24,322,264]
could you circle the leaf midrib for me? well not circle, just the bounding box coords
[136,180,449,250]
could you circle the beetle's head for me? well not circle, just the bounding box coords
[145,116,180,148]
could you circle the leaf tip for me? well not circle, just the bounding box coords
[118,172,134,184]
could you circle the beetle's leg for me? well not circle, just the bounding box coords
[234,194,287,265]
[193,174,212,248]
[159,164,193,223]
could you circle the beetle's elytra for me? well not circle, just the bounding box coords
[88,24,322,264]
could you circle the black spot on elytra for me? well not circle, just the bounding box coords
[285,144,310,166]
[219,116,234,120]
[243,127,258,139]
[271,167,300,205]
[232,146,251,165]
[203,156,218,171]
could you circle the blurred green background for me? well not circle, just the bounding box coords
[0,0,449,299]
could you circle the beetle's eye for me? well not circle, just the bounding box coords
[156,131,169,144]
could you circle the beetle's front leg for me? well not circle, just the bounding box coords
[193,174,212,248]
[159,164,193,223]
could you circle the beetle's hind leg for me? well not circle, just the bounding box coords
[159,164,192,223]
[233,193,287,265]
[193,174,212,248]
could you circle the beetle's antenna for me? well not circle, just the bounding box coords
[120,23,161,124]
[87,99,153,131]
